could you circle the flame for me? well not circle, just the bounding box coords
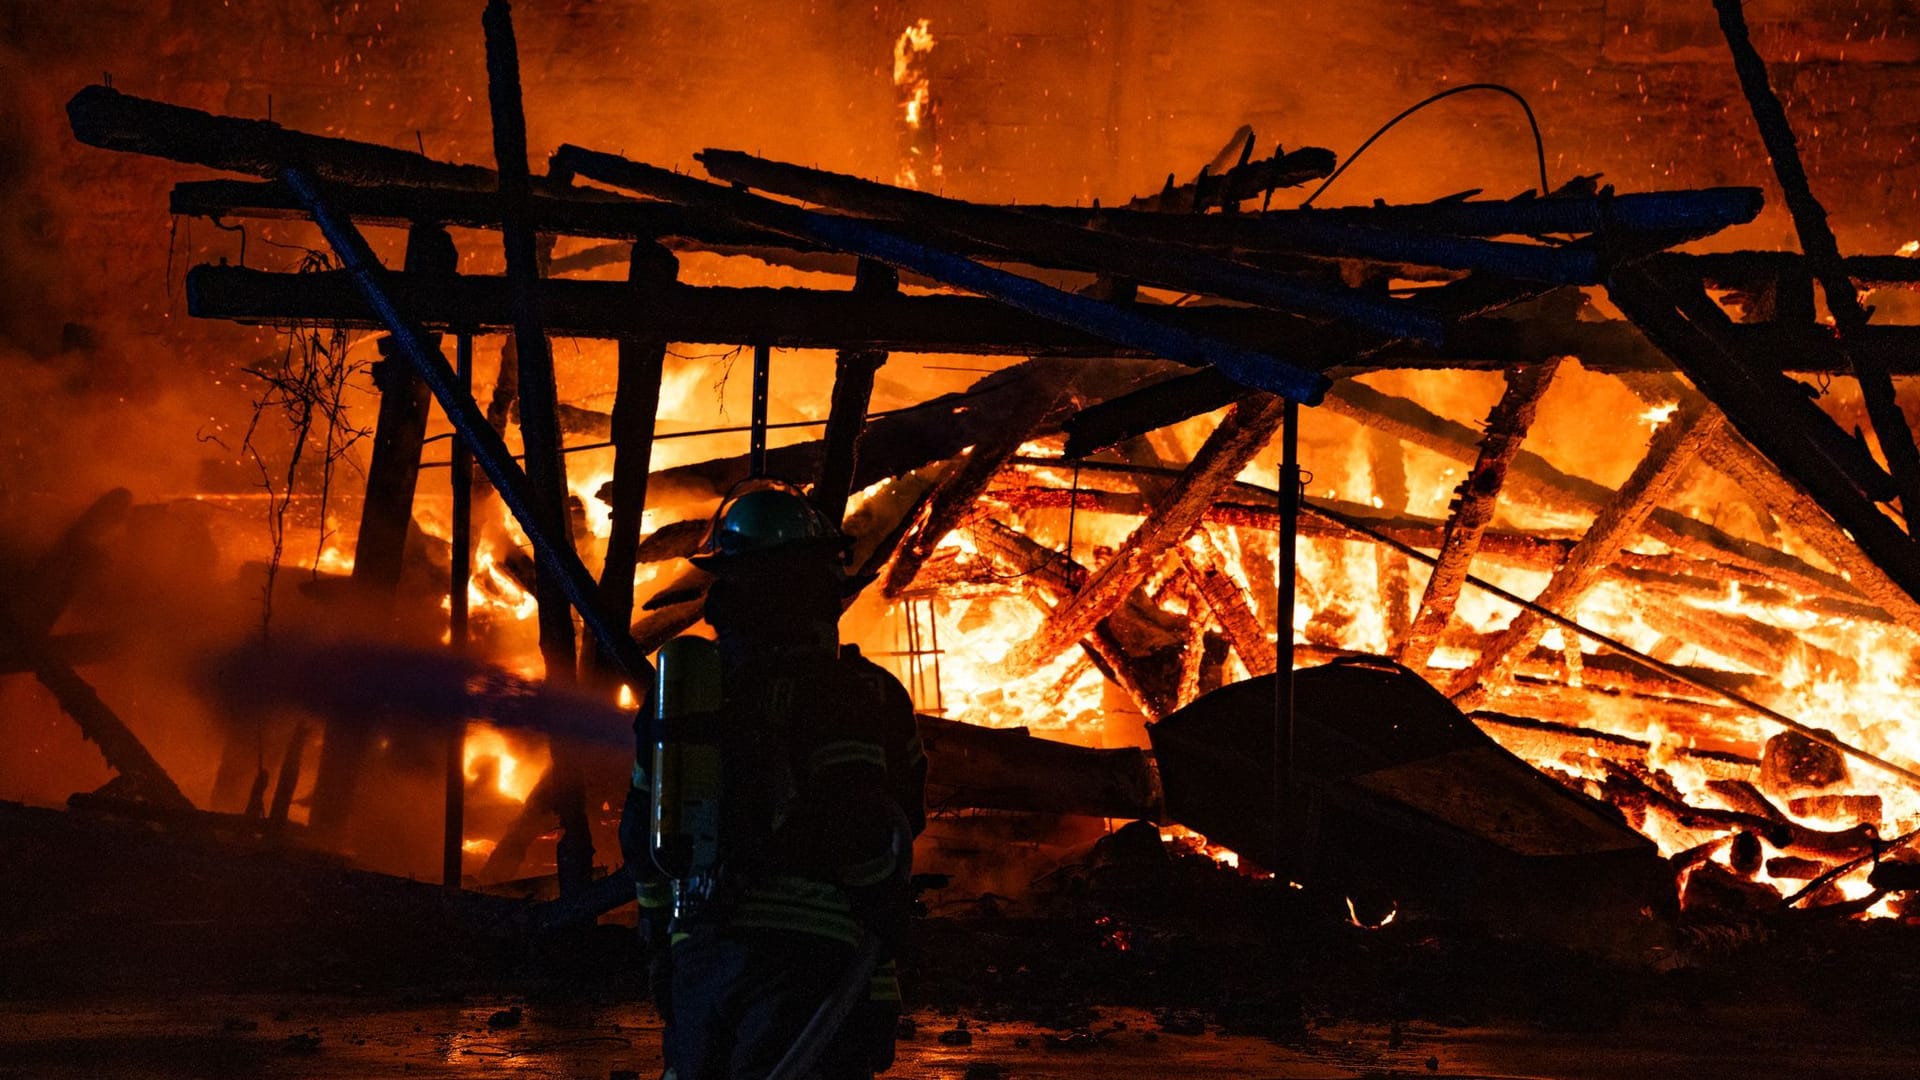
[468,544,538,623]
[618,683,638,710]
[462,724,547,803]
[1160,824,1243,870]
[892,19,940,189]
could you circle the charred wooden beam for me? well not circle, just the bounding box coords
[1713,0,1920,524]
[702,147,1498,323]
[1400,359,1561,671]
[999,396,1286,676]
[1021,187,1766,247]
[1174,576,1209,708]
[184,263,1920,375]
[1126,140,1334,212]
[553,145,1333,404]
[651,357,1142,511]
[68,85,506,191]
[967,518,1170,722]
[1472,710,1756,776]
[3,490,192,810]
[1366,428,1413,646]
[1667,251,1920,290]
[487,0,577,698]
[164,175,1761,258]
[589,243,678,681]
[814,260,897,525]
[172,177,778,247]
[310,227,455,841]
[1450,401,1722,709]
[351,224,456,591]
[1177,526,1277,676]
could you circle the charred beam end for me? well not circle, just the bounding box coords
[554,144,1333,405]
[69,84,498,191]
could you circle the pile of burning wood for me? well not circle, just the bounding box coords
[52,0,1920,924]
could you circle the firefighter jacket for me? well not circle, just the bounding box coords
[627,644,922,949]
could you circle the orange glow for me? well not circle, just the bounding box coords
[462,724,546,803]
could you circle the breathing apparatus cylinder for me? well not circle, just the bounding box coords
[649,636,725,917]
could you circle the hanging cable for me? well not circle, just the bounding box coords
[1299,82,1550,208]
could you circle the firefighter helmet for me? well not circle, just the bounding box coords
[691,481,850,568]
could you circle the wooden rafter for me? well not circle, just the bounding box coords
[1399,359,1562,671]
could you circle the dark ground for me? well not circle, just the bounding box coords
[4,801,1919,1079]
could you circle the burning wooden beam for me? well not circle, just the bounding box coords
[1451,400,1722,709]
[998,396,1287,677]
[964,517,1171,720]
[351,225,455,592]
[1400,359,1561,671]
[1366,428,1413,646]
[1321,378,1862,603]
[1700,427,1920,629]
[882,365,1089,598]
[1176,526,1277,677]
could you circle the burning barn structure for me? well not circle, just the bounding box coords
[13,0,1920,1075]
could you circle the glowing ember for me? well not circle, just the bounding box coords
[1160,824,1243,870]
[1345,896,1399,930]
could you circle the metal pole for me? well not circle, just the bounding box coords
[1274,398,1300,880]
[443,332,473,890]
[750,342,771,477]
